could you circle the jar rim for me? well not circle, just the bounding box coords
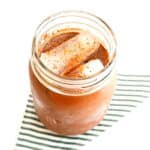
[31,10,117,85]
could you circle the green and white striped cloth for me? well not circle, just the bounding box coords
[14,74,150,150]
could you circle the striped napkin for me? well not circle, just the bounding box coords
[14,74,150,150]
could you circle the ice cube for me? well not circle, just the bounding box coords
[66,59,104,78]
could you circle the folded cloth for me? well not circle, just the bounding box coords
[14,74,150,150]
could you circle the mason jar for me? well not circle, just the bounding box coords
[29,10,117,135]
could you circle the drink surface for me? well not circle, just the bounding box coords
[38,28,109,78]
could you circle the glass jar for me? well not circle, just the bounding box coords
[29,11,117,135]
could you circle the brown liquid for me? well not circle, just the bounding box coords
[29,29,115,135]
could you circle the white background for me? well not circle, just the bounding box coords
[0,0,150,149]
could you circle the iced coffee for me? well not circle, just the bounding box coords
[29,11,117,135]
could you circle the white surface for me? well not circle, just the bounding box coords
[0,0,150,150]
